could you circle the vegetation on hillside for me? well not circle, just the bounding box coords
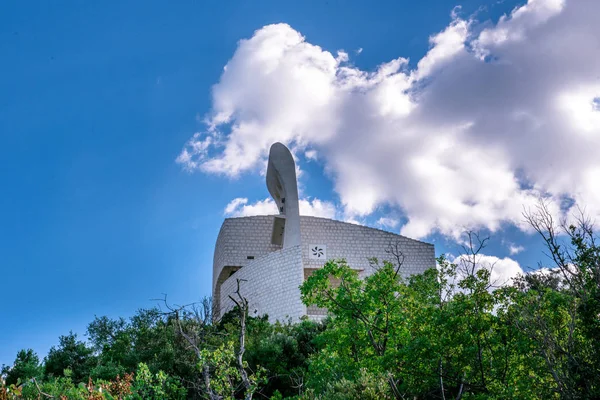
[2,203,599,399]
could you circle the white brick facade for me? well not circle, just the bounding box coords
[213,215,435,322]
[218,245,305,322]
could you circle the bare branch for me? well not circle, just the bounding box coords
[385,240,406,277]
[228,278,254,400]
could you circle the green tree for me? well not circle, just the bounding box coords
[243,317,325,398]
[85,308,198,385]
[300,259,415,398]
[129,362,186,400]
[1,349,43,386]
[505,201,600,398]
[44,332,96,383]
[300,237,560,399]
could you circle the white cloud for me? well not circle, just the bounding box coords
[224,197,337,219]
[377,217,400,230]
[299,198,337,219]
[179,0,600,239]
[176,133,213,171]
[304,149,318,161]
[508,244,525,255]
[224,198,276,217]
[413,18,470,80]
[450,253,524,288]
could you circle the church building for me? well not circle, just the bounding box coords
[212,143,435,321]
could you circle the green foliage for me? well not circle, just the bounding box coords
[129,362,186,400]
[196,318,267,399]
[84,308,199,387]
[244,317,325,398]
[1,349,42,386]
[4,205,600,399]
[90,359,126,382]
[300,369,393,400]
[44,332,96,383]
[1,363,185,400]
[300,242,600,399]
[199,342,240,398]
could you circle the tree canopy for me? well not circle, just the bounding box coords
[2,203,599,399]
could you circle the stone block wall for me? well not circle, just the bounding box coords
[300,216,435,279]
[218,245,305,322]
[212,215,436,321]
[213,216,282,291]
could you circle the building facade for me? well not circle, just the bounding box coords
[212,143,435,321]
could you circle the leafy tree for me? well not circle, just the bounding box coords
[129,362,187,400]
[506,201,600,398]
[299,235,567,399]
[301,259,415,398]
[85,308,198,385]
[164,283,266,400]
[44,332,96,383]
[87,315,128,353]
[5,200,600,399]
[244,318,325,398]
[300,368,393,400]
[1,349,42,386]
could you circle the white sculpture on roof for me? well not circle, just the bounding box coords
[266,142,301,248]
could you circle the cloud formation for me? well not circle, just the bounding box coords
[224,197,337,219]
[508,244,525,255]
[450,253,524,288]
[377,217,400,230]
[179,0,600,239]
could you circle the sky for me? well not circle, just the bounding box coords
[2,0,599,366]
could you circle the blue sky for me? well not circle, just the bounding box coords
[3,0,599,366]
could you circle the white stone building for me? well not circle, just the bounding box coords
[213,143,435,322]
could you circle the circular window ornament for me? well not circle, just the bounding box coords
[309,244,327,260]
